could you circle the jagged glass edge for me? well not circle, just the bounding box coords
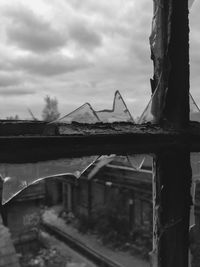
[96,91,134,123]
[1,156,99,205]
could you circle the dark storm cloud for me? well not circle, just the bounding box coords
[12,54,92,76]
[5,6,67,53]
[0,88,35,96]
[69,21,102,50]
[0,73,22,87]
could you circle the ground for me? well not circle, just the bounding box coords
[42,206,149,267]
[17,230,96,267]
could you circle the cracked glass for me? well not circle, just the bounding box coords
[1,90,137,204]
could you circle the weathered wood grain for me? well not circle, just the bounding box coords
[151,0,191,266]
[0,121,198,163]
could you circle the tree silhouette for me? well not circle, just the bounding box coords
[42,95,60,122]
[6,115,19,120]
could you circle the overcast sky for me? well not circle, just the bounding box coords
[0,0,199,119]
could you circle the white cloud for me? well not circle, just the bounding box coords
[12,53,92,76]
[0,0,198,119]
[4,5,68,53]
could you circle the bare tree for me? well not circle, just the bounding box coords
[6,115,19,120]
[42,95,60,122]
[27,108,38,121]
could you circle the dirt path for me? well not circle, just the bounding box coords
[42,207,149,267]
[40,231,97,267]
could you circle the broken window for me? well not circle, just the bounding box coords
[0,1,198,266]
[1,156,98,204]
[1,89,152,204]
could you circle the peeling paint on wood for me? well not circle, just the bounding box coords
[0,121,199,163]
[151,0,191,266]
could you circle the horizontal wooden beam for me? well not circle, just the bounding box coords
[0,121,199,163]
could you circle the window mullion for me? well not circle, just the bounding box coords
[151,1,191,266]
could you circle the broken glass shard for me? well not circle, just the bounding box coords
[1,156,98,204]
[53,103,100,124]
[190,93,200,122]
[88,155,116,179]
[127,155,146,170]
[137,91,156,124]
[127,154,153,171]
[88,155,152,181]
[96,91,134,123]
[189,0,195,8]
[138,90,200,124]
[53,90,134,125]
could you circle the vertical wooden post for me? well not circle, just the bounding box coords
[151,0,191,266]
[88,180,92,218]
[150,0,190,127]
[67,184,72,212]
[153,151,192,267]
[129,197,134,232]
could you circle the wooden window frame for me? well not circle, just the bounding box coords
[0,1,196,266]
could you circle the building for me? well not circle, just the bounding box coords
[62,155,153,234]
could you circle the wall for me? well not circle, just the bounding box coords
[0,216,20,267]
[7,199,42,243]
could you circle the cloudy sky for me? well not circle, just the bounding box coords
[0,0,199,119]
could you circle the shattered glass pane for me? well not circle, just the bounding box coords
[1,90,136,204]
[53,103,100,124]
[1,156,98,204]
[52,91,134,125]
[96,91,134,123]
